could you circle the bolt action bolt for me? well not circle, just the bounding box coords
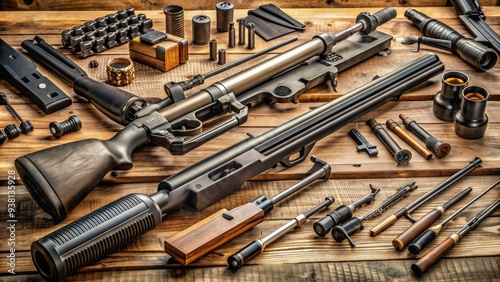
[228,22,235,48]
[238,18,245,45]
[399,114,451,158]
[209,39,217,61]
[386,119,433,160]
[367,118,412,165]
[247,22,255,50]
[49,115,82,137]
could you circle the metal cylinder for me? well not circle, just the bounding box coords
[433,71,469,121]
[218,49,226,65]
[367,118,412,165]
[209,39,217,61]
[228,22,235,48]
[192,15,211,45]
[454,85,489,139]
[164,5,185,38]
[247,22,255,49]
[238,18,245,45]
[386,119,432,160]
[216,2,234,32]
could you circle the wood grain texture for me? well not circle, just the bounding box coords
[0,7,499,281]
[2,0,499,11]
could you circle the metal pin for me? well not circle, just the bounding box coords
[218,49,226,65]
[238,18,245,45]
[247,22,255,49]
[228,22,235,48]
[209,39,217,61]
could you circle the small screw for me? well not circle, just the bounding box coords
[49,115,82,137]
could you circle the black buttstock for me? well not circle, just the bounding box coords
[15,125,151,222]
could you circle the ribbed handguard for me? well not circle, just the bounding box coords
[31,193,163,281]
[372,7,398,27]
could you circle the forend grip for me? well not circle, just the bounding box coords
[15,124,151,222]
[357,7,397,35]
[31,193,163,282]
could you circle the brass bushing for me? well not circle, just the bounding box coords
[106,57,135,86]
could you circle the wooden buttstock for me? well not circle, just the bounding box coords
[392,208,442,251]
[411,236,457,275]
[164,202,265,265]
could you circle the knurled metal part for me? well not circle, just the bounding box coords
[192,15,211,45]
[49,115,83,137]
[216,2,234,32]
[106,57,135,86]
[164,5,185,38]
[61,8,153,58]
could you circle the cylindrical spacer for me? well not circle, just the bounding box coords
[218,49,226,65]
[192,15,211,45]
[454,86,489,139]
[163,5,185,38]
[216,2,234,32]
[228,22,235,48]
[313,205,352,237]
[433,71,469,121]
[209,39,217,61]
[247,22,255,50]
[238,18,245,45]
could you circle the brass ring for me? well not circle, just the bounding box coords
[106,57,135,86]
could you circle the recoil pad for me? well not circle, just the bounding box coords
[31,193,163,282]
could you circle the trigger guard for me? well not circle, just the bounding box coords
[170,118,203,136]
[279,141,316,167]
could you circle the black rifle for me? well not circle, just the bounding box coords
[30,54,444,281]
[449,0,500,55]
[16,8,396,223]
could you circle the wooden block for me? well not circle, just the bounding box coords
[129,34,188,72]
[164,202,265,265]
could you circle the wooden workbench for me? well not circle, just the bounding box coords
[0,6,499,281]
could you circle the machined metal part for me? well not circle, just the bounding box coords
[209,39,218,61]
[433,71,469,121]
[218,49,226,65]
[192,15,211,45]
[399,114,451,158]
[0,92,34,140]
[164,5,185,38]
[367,118,412,165]
[454,85,489,139]
[349,128,378,157]
[238,18,246,45]
[49,116,82,138]
[386,119,432,160]
[228,196,334,268]
[228,22,236,47]
[247,22,256,49]
[216,2,234,32]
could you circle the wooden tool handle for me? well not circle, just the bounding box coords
[392,208,442,251]
[164,202,264,265]
[411,237,457,275]
[370,214,398,236]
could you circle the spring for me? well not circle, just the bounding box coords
[164,5,184,38]
[192,15,211,45]
[216,2,234,32]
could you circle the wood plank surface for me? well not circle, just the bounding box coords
[0,6,499,282]
[1,0,499,11]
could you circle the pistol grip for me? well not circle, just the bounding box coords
[164,202,264,265]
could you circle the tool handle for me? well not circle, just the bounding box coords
[408,229,437,255]
[411,237,457,275]
[164,203,264,265]
[370,214,399,236]
[392,208,442,251]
